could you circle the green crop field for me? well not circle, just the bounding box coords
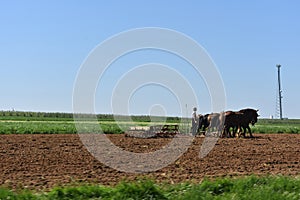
[252,119,300,133]
[0,111,184,134]
[0,111,300,134]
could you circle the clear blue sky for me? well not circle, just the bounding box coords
[1,1,299,118]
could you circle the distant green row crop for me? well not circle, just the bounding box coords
[0,121,76,134]
[0,121,125,134]
[1,175,300,199]
[0,111,300,134]
[253,119,300,133]
[1,120,300,134]
[252,125,300,134]
[0,120,188,135]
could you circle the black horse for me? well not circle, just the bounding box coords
[238,108,259,138]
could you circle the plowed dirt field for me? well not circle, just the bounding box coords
[0,134,299,190]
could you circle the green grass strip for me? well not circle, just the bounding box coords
[0,176,300,200]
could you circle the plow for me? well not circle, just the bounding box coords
[125,124,180,138]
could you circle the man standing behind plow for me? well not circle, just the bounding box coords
[191,107,198,136]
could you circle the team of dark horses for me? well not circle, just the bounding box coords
[195,108,259,138]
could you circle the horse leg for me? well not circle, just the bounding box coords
[248,126,254,138]
[236,126,242,138]
[228,126,233,138]
[201,126,206,135]
[232,126,237,138]
[242,126,246,138]
[222,126,228,138]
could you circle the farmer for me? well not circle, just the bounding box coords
[191,107,198,135]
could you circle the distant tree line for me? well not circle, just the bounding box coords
[0,110,181,122]
[0,110,72,118]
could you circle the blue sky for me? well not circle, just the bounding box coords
[0,1,299,118]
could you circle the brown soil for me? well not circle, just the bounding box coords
[0,134,299,190]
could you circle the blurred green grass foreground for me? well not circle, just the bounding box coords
[0,176,300,200]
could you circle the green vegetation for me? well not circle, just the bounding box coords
[0,176,300,199]
[0,110,181,123]
[0,110,299,134]
[253,119,300,134]
[0,111,183,134]
[0,121,126,134]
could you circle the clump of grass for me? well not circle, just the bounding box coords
[179,176,300,200]
[47,185,112,200]
[0,187,37,199]
[45,180,167,200]
[114,179,167,200]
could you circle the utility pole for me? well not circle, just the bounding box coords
[277,64,283,120]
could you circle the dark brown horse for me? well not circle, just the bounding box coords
[206,112,225,137]
[237,108,259,137]
[197,114,210,134]
[223,111,244,138]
